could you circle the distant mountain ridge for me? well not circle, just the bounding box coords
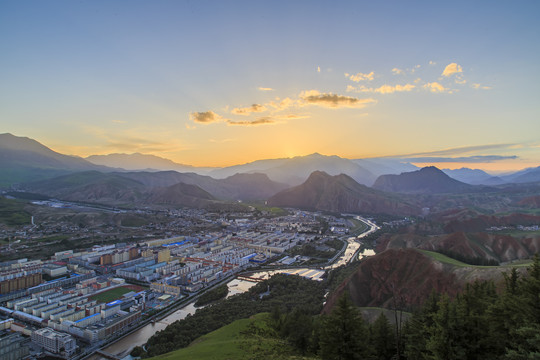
[86,153,214,174]
[2,133,539,193]
[267,171,420,216]
[22,169,288,207]
[373,166,478,194]
[442,167,504,185]
[210,152,378,186]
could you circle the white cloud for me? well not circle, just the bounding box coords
[392,68,404,75]
[423,82,447,93]
[442,62,463,77]
[258,87,274,91]
[345,71,375,82]
[317,66,321,73]
[347,83,416,94]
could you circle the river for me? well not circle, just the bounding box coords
[95,216,378,359]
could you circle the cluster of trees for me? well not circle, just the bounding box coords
[288,239,344,260]
[194,284,229,307]
[272,255,540,359]
[138,274,325,357]
[137,256,539,359]
[271,295,397,359]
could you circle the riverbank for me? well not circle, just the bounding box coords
[90,216,378,359]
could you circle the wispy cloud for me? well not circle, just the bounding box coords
[392,68,404,75]
[317,66,321,73]
[300,90,376,108]
[472,83,492,90]
[267,97,299,111]
[405,143,518,157]
[404,155,518,163]
[209,138,236,143]
[348,83,416,94]
[345,71,375,82]
[231,104,267,116]
[189,111,226,124]
[112,119,128,124]
[274,113,310,120]
[442,62,463,77]
[423,82,448,93]
[227,117,276,126]
[258,87,274,91]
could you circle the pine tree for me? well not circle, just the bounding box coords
[319,292,369,360]
[369,312,395,360]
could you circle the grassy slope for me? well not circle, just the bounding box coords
[419,249,533,268]
[150,313,316,360]
[418,249,472,267]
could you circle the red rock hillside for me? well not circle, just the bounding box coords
[323,249,462,312]
[377,232,540,263]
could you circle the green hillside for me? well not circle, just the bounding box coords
[148,313,315,360]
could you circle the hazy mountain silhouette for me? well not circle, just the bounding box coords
[211,153,377,186]
[86,153,214,174]
[442,167,504,185]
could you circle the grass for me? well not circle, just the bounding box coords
[418,250,475,267]
[0,197,31,226]
[495,230,540,237]
[502,259,534,267]
[90,286,135,303]
[150,313,315,360]
[419,249,534,269]
[151,316,252,360]
[348,217,368,236]
[250,203,289,217]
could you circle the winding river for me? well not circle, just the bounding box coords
[95,216,378,359]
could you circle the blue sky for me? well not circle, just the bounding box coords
[1,1,539,171]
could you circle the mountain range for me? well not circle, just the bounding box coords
[2,133,540,214]
[3,133,540,189]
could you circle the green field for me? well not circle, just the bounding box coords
[90,286,135,303]
[150,313,312,360]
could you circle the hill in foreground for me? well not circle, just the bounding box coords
[323,248,528,312]
[147,313,313,360]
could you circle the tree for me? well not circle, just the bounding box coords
[369,312,395,360]
[319,292,369,360]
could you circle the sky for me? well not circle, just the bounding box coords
[1,1,539,172]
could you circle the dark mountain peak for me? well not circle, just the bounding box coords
[268,170,419,216]
[419,165,441,172]
[373,166,475,194]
